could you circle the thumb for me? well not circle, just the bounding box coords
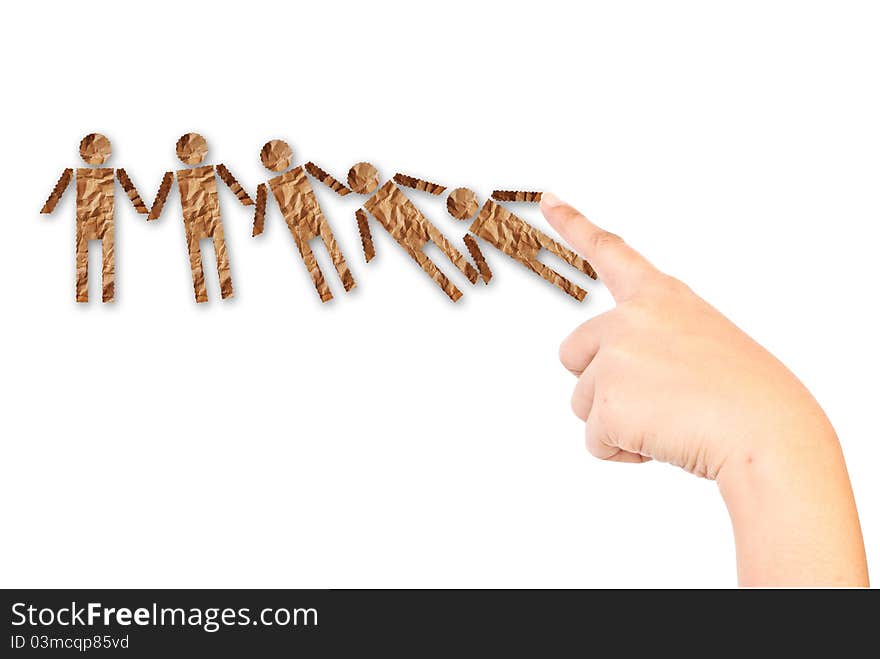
[540,193,657,301]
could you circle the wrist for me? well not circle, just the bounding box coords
[716,423,868,586]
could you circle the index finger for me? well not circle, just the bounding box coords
[540,193,656,301]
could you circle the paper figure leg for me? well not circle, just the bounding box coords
[404,244,463,302]
[293,233,333,303]
[75,230,89,303]
[425,225,479,284]
[319,222,356,292]
[519,254,588,301]
[211,225,234,300]
[185,228,208,304]
[101,229,115,303]
[537,233,597,280]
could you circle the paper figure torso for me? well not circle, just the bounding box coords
[268,166,325,238]
[75,167,114,239]
[176,165,223,239]
[265,165,355,301]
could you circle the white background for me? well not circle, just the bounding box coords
[1,0,877,588]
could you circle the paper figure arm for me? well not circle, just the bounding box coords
[252,183,268,236]
[464,234,492,284]
[40,168,73,214]
[356,209,375,262]
[115,169,150,214]
[147,172,174,221]
[393,173,447,195]
[491,190,543,203]
[304,162,351,196]
[216,164,254,206]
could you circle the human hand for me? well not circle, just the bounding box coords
[541,193,868,586]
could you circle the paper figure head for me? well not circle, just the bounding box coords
[348,162,380,195]
[79,133,112,165]
[176,133,208,166]
[260,139,293,173]
[447,187,479,221]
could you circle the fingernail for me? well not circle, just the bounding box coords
[541,192,565,208]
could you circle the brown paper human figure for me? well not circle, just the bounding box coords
[346,162,478,302]
[147,133,253,303]
[457,192,597,301]
[252,140,355,303]
[39,133,150,302]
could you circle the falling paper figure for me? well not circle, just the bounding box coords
[464,197,597,301]
[39,133,150,302]
[252,139,355,303]
[350,162,478,302]
[147,133,253,303]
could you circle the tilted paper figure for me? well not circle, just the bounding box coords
[445,186,597,301]
[40,133,150,302]
[252,140,355,302]
[346,162,478,302]
[147,133,253,303]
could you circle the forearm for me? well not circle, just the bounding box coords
[717,422,869,587]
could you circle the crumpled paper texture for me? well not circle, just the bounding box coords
[267,166,355,302]
[176,133,208,165]
[348,162,380,195]
[463,234,492,284]
[261,140,293,172]
[253,183,268,236]
[305,162,351,196]
[216,164,254,206]
[115,168,149,214]
[393,173,446,195]
[446,187,478,221]
[41,168,73,214]
[176,165,234,302]
[75,167,116,302]
[491,190,543,203]
[469,200,596,301]
[363,180,479,302]
[355,209,375,262]
[147,172,174,221]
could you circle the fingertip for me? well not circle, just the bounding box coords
[540,191,577,236]
[541,191,565,209]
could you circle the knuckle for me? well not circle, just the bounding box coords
[584,423,612,459]
[656,274,689,297]
[558,337,573,367]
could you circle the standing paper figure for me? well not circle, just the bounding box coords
[251,140,355,302]
[147,133,253,303]
[40,133,150,302]
[346,162,478,302]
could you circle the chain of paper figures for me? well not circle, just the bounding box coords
[40,133,597,304]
